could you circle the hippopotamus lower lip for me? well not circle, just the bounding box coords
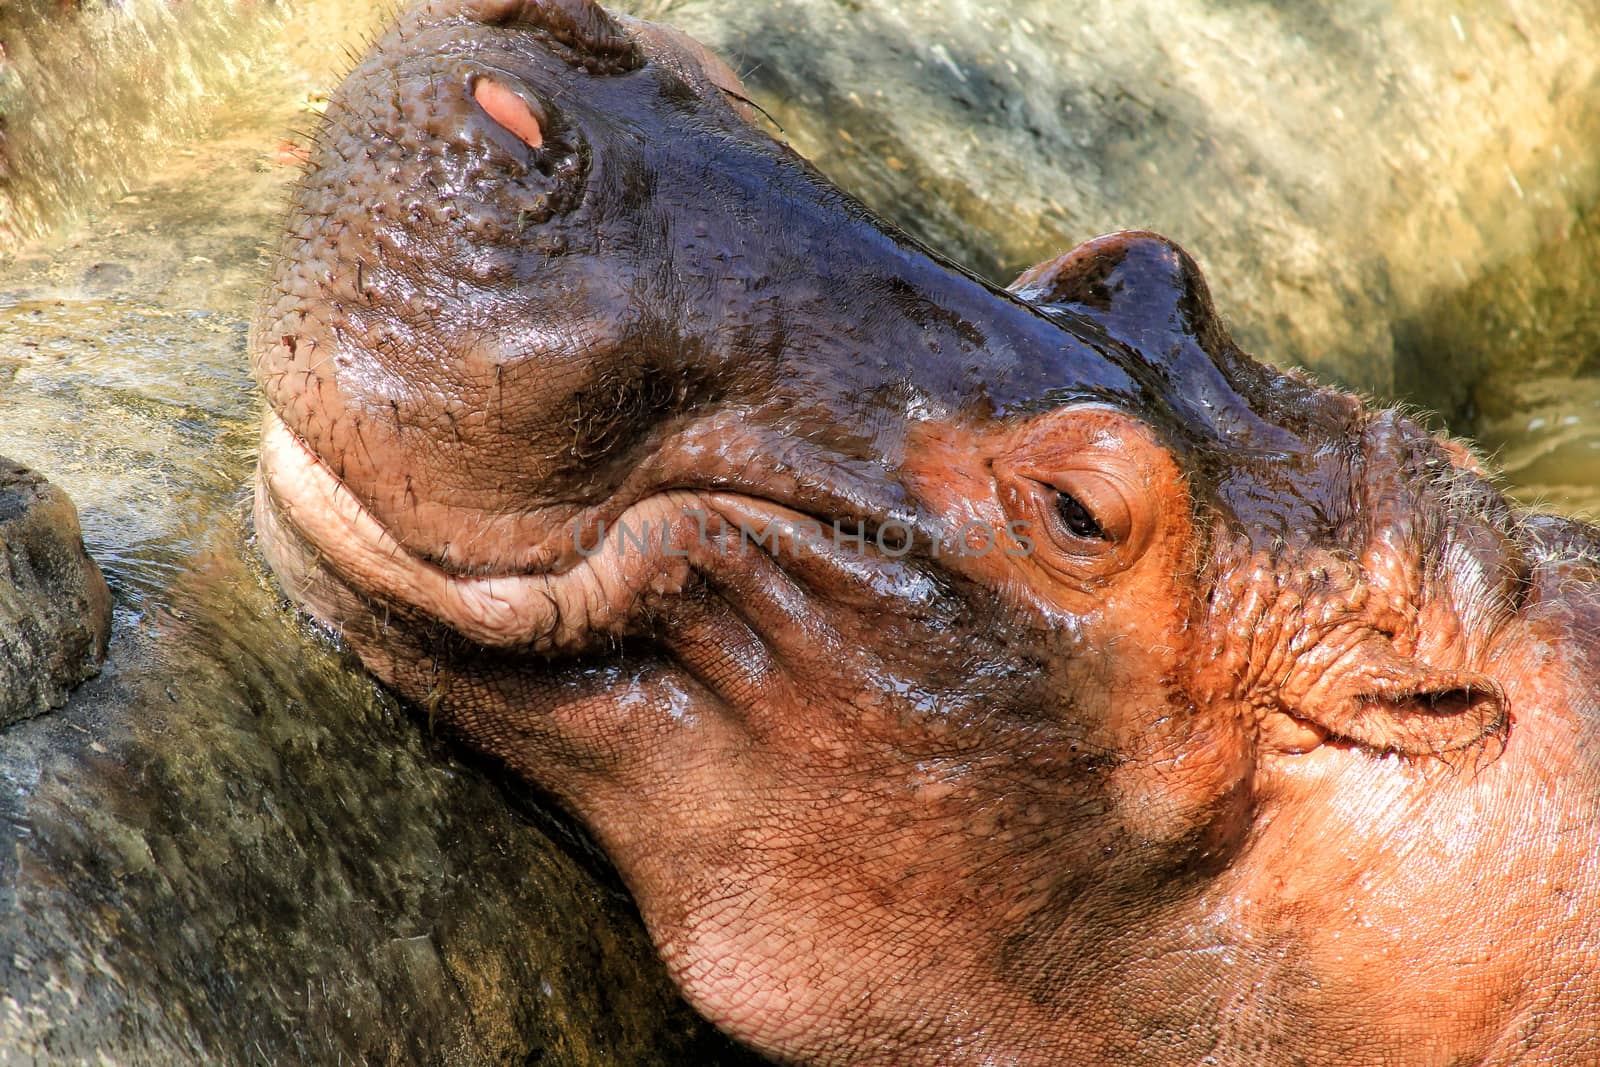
[258,412,911,650]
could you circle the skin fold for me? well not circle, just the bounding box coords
[250,1,1600,1062]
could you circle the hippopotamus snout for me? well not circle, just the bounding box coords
[253,1,677,580]
[254,0,1150,584]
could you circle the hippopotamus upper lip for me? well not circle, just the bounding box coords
[264,386,919,578]
[259,411,921,649]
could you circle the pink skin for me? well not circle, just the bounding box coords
[252,2,1600,1062]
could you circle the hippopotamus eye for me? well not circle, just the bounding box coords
[1039,468,1134,554]
[991,405,1175,591]
[1055,491,1109,542]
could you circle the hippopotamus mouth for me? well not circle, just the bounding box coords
[251,2,1600,1063]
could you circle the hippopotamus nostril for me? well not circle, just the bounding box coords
[472,76,545,149]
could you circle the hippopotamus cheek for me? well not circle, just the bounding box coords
[898,407,1257,852]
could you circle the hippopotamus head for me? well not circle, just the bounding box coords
[252,1,1600,1061]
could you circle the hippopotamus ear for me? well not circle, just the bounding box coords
[1009,230,1239,370]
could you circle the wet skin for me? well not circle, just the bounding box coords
[252,1,1600,1063]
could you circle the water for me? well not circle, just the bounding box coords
[1478,378,1600,519]
[0,0,387,628]
[1420,197,1600,520]
[0,292,255,620]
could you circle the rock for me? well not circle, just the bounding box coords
[0,458,109,727]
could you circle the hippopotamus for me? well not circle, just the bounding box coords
[250,1,1600,1062]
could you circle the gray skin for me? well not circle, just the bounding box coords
[254,1,1600,1063]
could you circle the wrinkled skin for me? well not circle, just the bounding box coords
[251,2,1600,1063]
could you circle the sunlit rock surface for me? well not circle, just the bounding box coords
[0,0,282,248]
